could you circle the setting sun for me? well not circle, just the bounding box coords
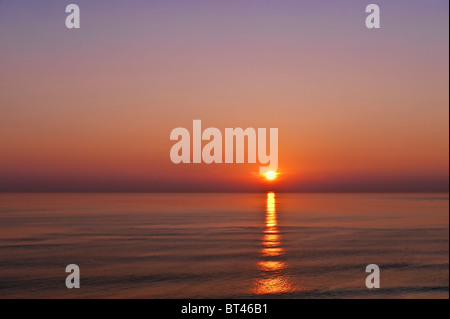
[264,171,277,180]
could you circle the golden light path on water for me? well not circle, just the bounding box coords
[252,192,300,295]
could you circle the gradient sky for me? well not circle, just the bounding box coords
[0,0,449,192]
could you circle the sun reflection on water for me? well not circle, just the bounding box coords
[252,192,300,295]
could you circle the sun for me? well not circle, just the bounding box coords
[263,171,277,180]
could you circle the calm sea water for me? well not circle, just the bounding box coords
[0,193,448,299]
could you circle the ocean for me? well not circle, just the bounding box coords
[0,193,448,298]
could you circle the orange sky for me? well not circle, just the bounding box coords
[0,1,448,192]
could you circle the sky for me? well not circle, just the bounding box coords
[0,0,449,192]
